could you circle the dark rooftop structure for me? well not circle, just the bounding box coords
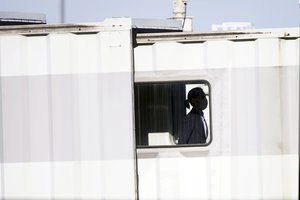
[0,11,46,25]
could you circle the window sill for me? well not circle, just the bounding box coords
[136,145,212,158]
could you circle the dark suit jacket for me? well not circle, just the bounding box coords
[179,108,207,144]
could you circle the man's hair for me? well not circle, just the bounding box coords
[184,87,205,109]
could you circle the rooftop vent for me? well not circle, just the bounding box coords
[0,11,46,26]
[170,0,192,31]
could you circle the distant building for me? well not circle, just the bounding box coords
[212,22,255,31]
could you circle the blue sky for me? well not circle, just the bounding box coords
[1,0,299,31]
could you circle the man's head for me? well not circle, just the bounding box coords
[187,87,208,111]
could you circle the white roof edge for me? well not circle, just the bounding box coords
[136,27,300,44]
[131,18,182,30]
[208,27,300,38]
[0,17,182,35]
[103,17,182,31]
[138,27,300,37]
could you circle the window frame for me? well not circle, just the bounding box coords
[134,79,213,149]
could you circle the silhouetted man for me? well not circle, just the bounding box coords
[179,87,208,144]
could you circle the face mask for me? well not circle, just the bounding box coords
[199,97,208,110]
[193,96,208,111]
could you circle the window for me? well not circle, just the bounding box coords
[134,80,212,147]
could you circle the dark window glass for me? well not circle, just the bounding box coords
[134,81,212,147]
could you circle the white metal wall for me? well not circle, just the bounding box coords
[0,28,136,199]
[135,31,299,199]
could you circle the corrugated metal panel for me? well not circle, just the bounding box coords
[0,21,136,199]
[135,28,299,199]
[134,28,299,76]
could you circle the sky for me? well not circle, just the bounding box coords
[0,0,299,31]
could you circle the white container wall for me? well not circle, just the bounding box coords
[134,28,299,200]
[0,18,298,200]
[0,21,136,199]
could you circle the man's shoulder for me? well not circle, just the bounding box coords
[190,108,201,115]
[185,110,198,120]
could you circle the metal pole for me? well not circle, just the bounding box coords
[60,0,65,23]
